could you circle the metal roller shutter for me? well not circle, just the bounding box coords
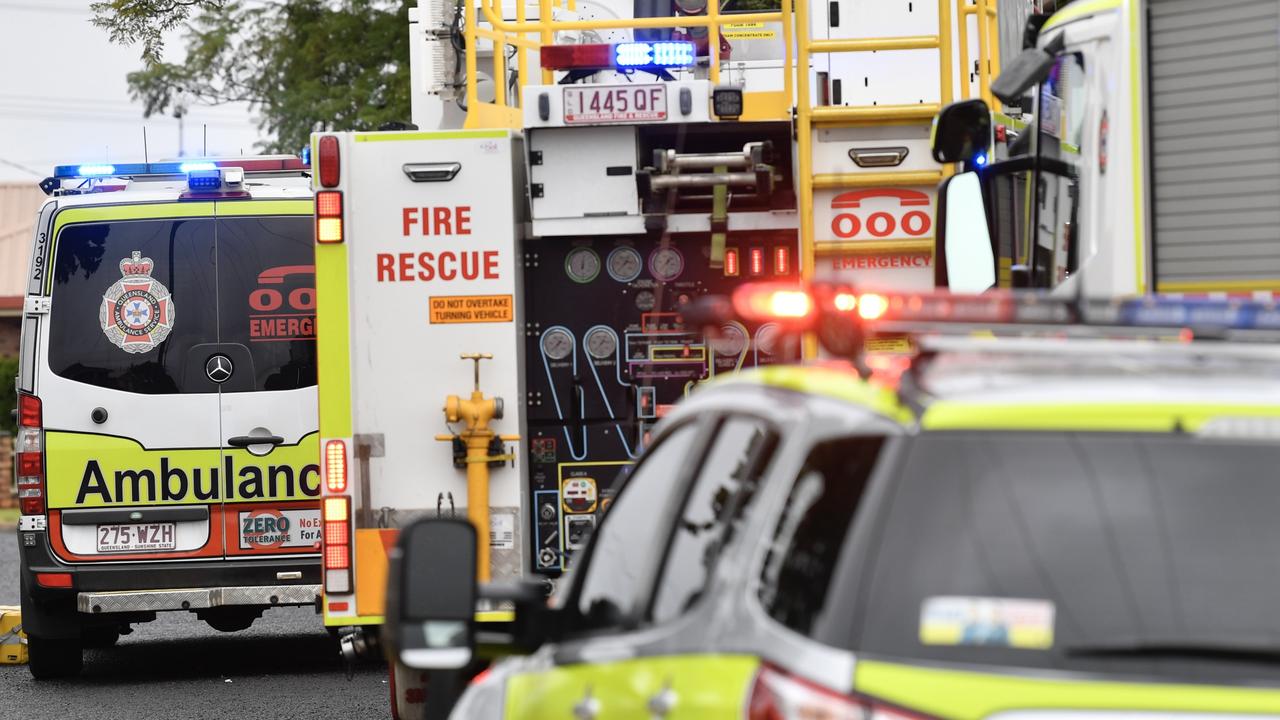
[1149,0,1280,286]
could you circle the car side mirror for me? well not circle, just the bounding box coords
[936,171,996,292]
[932,99,992,165]
[385,518,478,670]
[991,32,1064,106]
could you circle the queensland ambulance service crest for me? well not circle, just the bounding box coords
[99,251,176,353]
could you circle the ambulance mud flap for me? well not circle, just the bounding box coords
[76,584,320,613]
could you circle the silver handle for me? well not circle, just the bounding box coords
[848,146,910,168]
[402,162,461,182]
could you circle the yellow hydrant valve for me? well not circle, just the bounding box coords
[435,353,518,585]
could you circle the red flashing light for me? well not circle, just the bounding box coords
[328,601,350,612]
[858,292,889,320]
[732,283,814,326]
[774,246,790,275]
[724,248,740,277]
[541,44,614,70]
[749,247,765,276]
[317,136,340,188]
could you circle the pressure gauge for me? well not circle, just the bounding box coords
[541,328,574,360]
[585,327,618,360]
[634,290,657,312]
[607,246,643,282]
[755,324,779,357]
[710,324,747,358]
[649,247,684,282]
[565,248,601,284]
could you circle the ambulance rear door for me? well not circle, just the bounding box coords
[211,200,322,560]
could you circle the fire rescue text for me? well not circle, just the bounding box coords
[377,206,499,282]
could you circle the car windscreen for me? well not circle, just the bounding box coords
[49,218,216,394]
[856,431,1280,682]
[761,430,1280,683]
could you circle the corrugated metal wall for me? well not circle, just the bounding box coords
[1149,0,1280,286]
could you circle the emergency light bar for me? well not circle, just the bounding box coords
[52,157,307,180]
[684,283,1280,363]
[540,41,696,71]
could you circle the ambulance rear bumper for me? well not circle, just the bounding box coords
[77,584,321,613]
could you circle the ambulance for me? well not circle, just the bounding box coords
[16,159,320,678]
[933,0,1280,298]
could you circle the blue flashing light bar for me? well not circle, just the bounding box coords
[179,161,217,173]
[614,41,696,68]
[77,164,117,176]
[1113,298,1280,331]
[186,169,223,191]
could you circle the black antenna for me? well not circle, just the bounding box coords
[142,126,149,164]
[203,124,207,155]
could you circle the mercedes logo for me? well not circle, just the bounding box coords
[205,354,234,384]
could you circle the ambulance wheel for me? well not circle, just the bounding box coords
[82,626,120,648]
[27,635,83,679]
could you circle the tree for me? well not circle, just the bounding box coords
[92,0,413,154]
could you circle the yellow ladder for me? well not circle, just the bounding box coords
[794,0,1002,285]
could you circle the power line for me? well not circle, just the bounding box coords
[0,158,45,178]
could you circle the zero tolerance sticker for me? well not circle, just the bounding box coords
[920,596,1055,650]
[99,251,176,353]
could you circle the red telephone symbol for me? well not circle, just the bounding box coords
[830,189,932,240]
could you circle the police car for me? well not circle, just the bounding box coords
[387,285,1280,718]
[16,159,319,678]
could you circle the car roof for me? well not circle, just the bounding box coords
[700,335,1280,433]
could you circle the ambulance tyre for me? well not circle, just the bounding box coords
[27,635,83,679]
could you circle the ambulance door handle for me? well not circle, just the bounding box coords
[228,435,284,448]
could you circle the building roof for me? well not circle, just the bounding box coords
[0,182,45,317]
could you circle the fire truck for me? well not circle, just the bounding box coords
[933,0,1280,298]
[312,0,1023,714]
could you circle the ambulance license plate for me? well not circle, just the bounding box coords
[563,85,667,124]
[96,523,176,553]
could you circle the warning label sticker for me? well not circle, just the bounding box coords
[429,295,514,324]
[723,22,776,39]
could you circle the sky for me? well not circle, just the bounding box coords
[0,0,263,183]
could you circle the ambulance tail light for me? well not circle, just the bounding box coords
[747,664,938,720]
[316,191,344,244]
[16,393,45,516]
[317,136,340,188]
[324,439,348,492]
[323,496,352,594]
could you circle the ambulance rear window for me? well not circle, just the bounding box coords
[48,218,216,394]
[47,214,315,394]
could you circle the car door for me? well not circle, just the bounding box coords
[40,204,224,562]
[210,200,321,558]
[506,413,779,719]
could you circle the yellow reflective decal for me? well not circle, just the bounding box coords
[215,199,313,216]
[505,655,759,720]
[922,402,1280,432]
[856,660,1280,718]
[712,365,914,425]
[315,239,353,438]
[45,431,321,508]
